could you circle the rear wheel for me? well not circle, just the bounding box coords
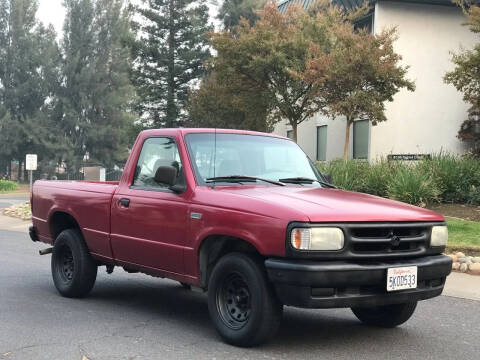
[351,301,417,328]
[207,253,283,347]
[51,229,97,298]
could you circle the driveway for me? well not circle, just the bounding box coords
[0,228,479,360]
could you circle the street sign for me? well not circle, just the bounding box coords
[26,154,37,171]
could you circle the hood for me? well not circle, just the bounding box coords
[215,185,444,223]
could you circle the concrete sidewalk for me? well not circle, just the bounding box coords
[0,213,30,233]
[443,272,480,301]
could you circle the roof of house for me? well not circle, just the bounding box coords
[277,0,461,13]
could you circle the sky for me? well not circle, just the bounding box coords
[36,0,220,36]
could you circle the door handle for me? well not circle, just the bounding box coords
[119,198,130,208]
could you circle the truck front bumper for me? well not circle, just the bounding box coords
[265,255,452,309]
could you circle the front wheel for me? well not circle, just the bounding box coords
[207,253,283,347]
[51,229,98,298]
[351,301,418,328]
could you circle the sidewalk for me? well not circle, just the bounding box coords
[443,272,480,301]
[0,213,30,233]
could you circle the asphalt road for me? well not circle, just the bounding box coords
[1,229,479,360]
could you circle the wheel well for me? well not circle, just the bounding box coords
[49,211,80,241]
[198,235,262,289]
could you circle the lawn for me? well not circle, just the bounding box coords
[446,218,480,253]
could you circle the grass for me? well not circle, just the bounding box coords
[446,218,480,254]
[0,180,18,193]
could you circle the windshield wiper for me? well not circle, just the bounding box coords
[206,175,285,186]
[279,177,336,188]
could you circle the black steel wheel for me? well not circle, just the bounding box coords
[58,244,75,282]
[51,229,97,298]
[216,272,251,330]
[208,253,283,347]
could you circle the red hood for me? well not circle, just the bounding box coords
[214,186,444,223]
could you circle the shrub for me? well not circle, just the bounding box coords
[0,180,18,192]
[417,153,480,203]
[467,186,480,205]
[386,168,440,207]
[317,159,369,192]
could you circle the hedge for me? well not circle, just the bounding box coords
[317,154,480,207]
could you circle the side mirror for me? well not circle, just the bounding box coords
[323,173,333,184]
[154,166,178,186]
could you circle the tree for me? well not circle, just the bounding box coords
[209,2,333,142]
[132,0,212,128]
[0,0,63,178]
[444,0,480,155]
[304,7,415,160]
[60,0,135,169]
[209,1,413,156]
[217,0,267,32]
[187,73,272,131]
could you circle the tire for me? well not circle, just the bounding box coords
[207,253,283,347]
[351,301,418,328]
[51,229,98,298]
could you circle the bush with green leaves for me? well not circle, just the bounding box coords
[386,167,440,207]
[0,180,18,192]
[317,153,480,206]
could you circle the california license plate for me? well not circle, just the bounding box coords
[387,266,417,292]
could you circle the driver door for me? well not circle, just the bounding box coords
[110,136,189,275]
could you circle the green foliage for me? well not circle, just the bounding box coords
[446,218,480,250]
[317,154,480,206]
[417,153,480,203]
[445,1,480,155]
[186,73,272,131]
[206,1,412,146]
[60,0,135,169]
[386,168,440,207]
[0,0,63,176]
[217,0,267,32]
[132,0,212,128]
[0,180,18,192]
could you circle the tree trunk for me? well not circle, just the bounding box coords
[166,0,176,128]
[343,119,352,161]
[292,122,298,143]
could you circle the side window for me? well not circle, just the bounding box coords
[132,137,184,189]
[353,120,369,160]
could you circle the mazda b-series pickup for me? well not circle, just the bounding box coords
[30,128,452,346]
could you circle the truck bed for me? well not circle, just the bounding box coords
[32,180,118,259]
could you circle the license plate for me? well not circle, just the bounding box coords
[387,266,417,292]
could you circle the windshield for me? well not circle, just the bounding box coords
[185,133,322,186]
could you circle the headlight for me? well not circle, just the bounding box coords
[291,227,344,251]
[431,226,448,247]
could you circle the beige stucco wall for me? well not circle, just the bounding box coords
[370,1,476,159]
[273,1,477,161]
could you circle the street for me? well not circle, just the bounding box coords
[0,227,479,360]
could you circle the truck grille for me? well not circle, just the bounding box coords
[348,223,430,257]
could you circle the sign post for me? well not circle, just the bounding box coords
[25,154,37,192]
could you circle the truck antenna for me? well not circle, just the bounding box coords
[213,127,217,189]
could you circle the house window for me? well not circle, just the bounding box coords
[353,120,369,159]
[354,14,373,34]
[286,130,293,139]
[316,125,327,161]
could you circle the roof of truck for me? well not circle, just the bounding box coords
[139,128,290,140]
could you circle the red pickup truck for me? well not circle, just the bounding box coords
[30,128,451,346]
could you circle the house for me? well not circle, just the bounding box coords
[274,0,477,161]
